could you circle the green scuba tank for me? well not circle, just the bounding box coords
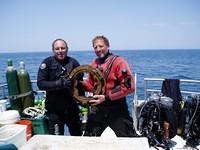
[18,61,34,110]
[80,106,88,132]
[6,59,23,112]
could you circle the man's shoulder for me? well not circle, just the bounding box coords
[43,56,54,62]
[67,56,79,63]
[111,55,129,67]
[115,55,126,62]
[41,56,56,66]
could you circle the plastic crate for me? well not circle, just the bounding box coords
[21,117,49,135]
[31,118,48,135]
[0,124,26,148]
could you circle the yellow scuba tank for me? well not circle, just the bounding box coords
[6,59,23,112]
[18,61,34,110]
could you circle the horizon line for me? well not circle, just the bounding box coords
[0,48,200,53]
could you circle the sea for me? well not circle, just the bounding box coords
[1,49,200,109]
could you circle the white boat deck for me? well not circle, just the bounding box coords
[19,127,200,150]
[19,135,149,150]
[19,135,200,150]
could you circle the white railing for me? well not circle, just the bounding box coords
[144,78,200,100]
[0,80,45,100]
[0,83,8,99]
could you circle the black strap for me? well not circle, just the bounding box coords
[104,55,118,80]
[8,91,33,100]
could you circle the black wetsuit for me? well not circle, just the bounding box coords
[37,56,82,135]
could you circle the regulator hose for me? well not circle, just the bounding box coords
[63,65,105,105]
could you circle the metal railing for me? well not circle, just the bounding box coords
[2,77,200,102]
[144,78,200,100]
[0,83,8,99]
[0,80,46,100]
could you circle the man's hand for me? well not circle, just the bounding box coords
[62,77,72,88]
[56,77,72,89]
[88,95,106,106]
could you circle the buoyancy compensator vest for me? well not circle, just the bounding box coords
[138,93,176,149]
[181,94,200,147]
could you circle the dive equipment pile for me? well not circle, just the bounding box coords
[138,93,176,149]
[138,92,200,149]
[181,94,200,148]
[5,59,48,136]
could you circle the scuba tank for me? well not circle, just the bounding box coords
[18,61,34,110]
[6,59,23,113]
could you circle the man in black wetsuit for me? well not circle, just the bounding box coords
[37,38,82,135]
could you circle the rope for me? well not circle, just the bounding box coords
[65,65,105,105]
[8,91,33,100]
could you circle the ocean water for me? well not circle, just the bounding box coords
[1,50,200,102]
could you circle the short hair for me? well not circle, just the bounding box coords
[92,35,110,47]
[52,38,68,50]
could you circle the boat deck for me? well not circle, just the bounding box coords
[19,127,200,150]
[19,135,149,150]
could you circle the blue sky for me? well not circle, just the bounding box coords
[0,0,200,52]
